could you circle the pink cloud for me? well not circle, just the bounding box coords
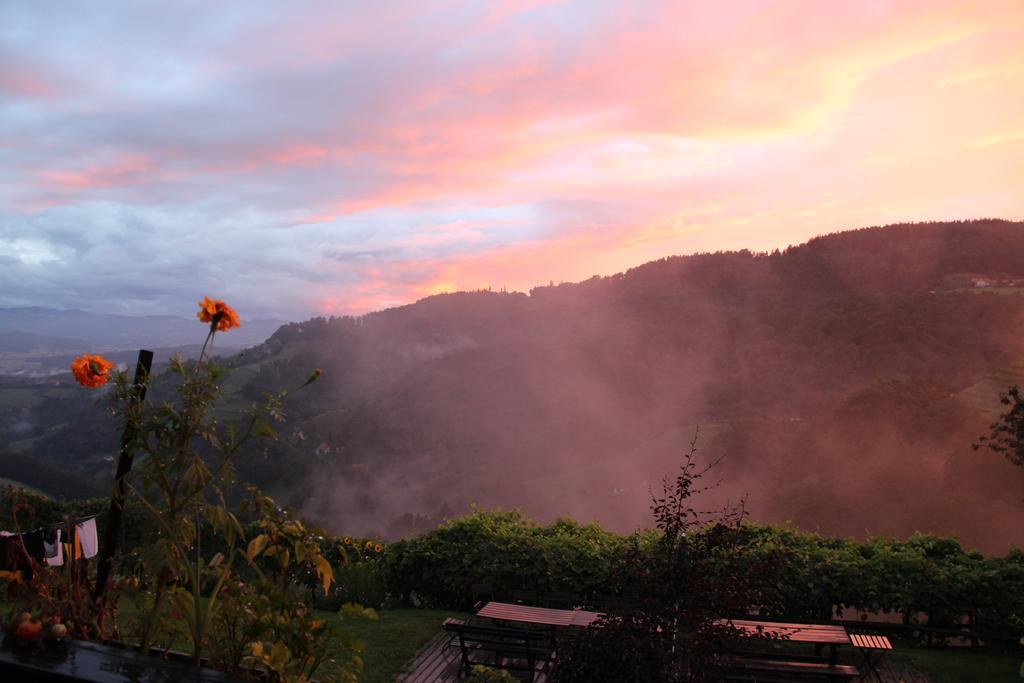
[264,144,327,167]
[263,0,1024,229]
[36,156,158,191]
[0,68,57,98]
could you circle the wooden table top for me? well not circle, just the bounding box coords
[714,618,852,645]
[476,601,604,628]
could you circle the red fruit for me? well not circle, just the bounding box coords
[16,620,43,644]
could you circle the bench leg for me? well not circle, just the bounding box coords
[858,649,884,682]
[457,640,472,679]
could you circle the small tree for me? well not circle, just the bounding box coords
[975,385,1024,466]
[554,431,783,682]
[973,385,1024,681]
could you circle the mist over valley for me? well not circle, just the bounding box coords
[4,5,1024,678]
[3,219,1022,554]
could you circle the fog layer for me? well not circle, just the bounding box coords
[238,220,1024,552]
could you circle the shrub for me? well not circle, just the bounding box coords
[316,562,388,611]
[381,509,644,609]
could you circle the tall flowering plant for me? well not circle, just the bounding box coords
[67,298,355,681]
[70,353,115,388]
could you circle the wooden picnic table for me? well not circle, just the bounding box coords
[476,601,604,628]
[715,618,852,665]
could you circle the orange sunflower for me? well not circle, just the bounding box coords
[197,297,241,332]
[71,354,115,388]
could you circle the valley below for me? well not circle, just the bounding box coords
[3,219,1024,554]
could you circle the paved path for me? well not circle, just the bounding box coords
[395,630,551,682]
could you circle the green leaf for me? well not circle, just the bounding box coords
[247,534,269,562]
[315,555,334,595]
[268,641,290,669]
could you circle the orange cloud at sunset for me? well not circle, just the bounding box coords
[1,1,1021,318]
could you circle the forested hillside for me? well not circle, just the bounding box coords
[3,219,1024,552]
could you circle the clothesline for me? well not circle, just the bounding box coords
[42,514,101,531]
[0,517,100,568]
[0,514,100,535]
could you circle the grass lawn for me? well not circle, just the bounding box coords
[893,647,1021,682]
[326,608,465,683]
[327,613,1021,682]
[4,597,1020,681]
[751,640,1021,682]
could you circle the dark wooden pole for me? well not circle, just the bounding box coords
[93,349,153,602]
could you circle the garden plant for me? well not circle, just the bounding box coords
[3,297,364,683]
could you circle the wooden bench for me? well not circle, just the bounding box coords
[717,655,860,681]
[849,633,892,650]
[849,633,892,682]
[443,617,468,645]
[443,621,555,681]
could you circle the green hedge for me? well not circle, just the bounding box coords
[6,489,1022,637]
[381,509,653,609]
[381,512,1024,637]
[733,525,1024,633]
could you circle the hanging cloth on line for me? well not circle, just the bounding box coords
[0,520,97,570]
[44,528,63,567]
[78,517,99,559]
[62,531,81,562]
[43,517,99,566]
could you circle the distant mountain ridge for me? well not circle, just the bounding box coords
[0,331,91,353]
[0,343,240,377]
[3,219,1024,553]
[216,218,1024,550]
[0,307,288,354]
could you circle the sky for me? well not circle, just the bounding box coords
[2,0,1022,321]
